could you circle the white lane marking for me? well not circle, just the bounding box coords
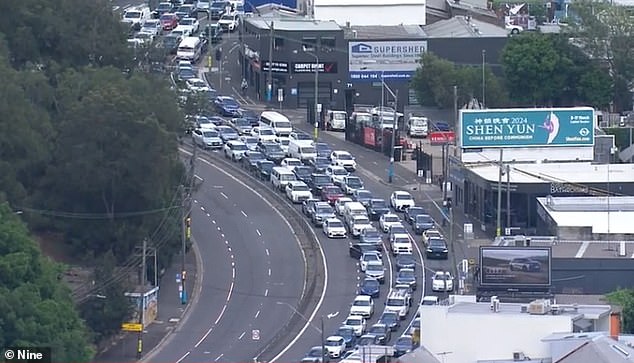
[232,267,236,279]
[194,199,198,203]
[576,241,590,258]
[232,261,235,267]
[212,220,216,224]
[255,310,260,318]
[384,240,394,288]
[215,353,224,361]
[207,213,211,217]
[239,331,246,340]
[201,206,205,212]
[241,210,248,217]
[225,240,229,244]
[221,233,225,238]
[265,248,270,256]
[180,149,328,363]
[256,229,262,236]
[220,192,229,199]
[217,226,221,231]
[264,289,269,297]
[176,351,190,363]
[195,174,203,181]
[268,268,272,276]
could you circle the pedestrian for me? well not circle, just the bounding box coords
[240,78,248,96]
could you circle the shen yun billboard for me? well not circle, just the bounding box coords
[460,107,594,148]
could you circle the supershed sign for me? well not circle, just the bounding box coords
[348,40,427,81]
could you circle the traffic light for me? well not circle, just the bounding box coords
[185,216,191,239]
[215,48,222,62]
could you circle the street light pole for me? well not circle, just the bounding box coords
[481,49,486,108]
[496,149,503,237]
[389,89,398,184]
[321,315,326,363]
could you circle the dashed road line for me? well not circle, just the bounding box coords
[254,310,260,318]
[215,353,224,361]
[264,288,269,297]
[265,248,270,256]
[176,351,190,363]
[575,241,590,258]
[256,229,262,236]
[241,210,248,217]
[238,331,246,340]
[220,192,229,199]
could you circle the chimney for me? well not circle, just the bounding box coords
[610,311,622,340]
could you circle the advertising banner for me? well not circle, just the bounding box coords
[429,131,455,145]
[292,62,338,74]
[348,40,427,82]
[460,107,594,148]
[480,247,551,286]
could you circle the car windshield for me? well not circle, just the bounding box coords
[221,98,239,107]
[367,264,382,271]
[285,160,302,166]
[260,162,274,171]
[338,328,353,337]
[416,215,433,223]
[346,318,361,325]
[181,19,194,25]
[248,152,265,159]
[160,14,174,20]
[316,143,330,150]
[333,113,346,120]
[399,270,415,278]
[397,193,412,200]
[363,230,380,239]
[387,298,404,306]
[158,4,172,10]
[241,110,256,118]
[354,299,370,306]
[357,191,372,198]
[395,237,410,244]
[314,157,329,166]
[355,217,370,225]
[295,167,312,176]
[233,144,248,151]
[243,137,258,144]
[329,221,344,228]
[294,133,311,140]
[396,337,412,346]
[364,279,379,288]
[384,215,399,223]
[202,131,218,137]
[260,128,274,136]
[363,254,379,261]
[125,11,141,18]
[323,186,340,194]
[430,239,446,247]
[189,80,206,87]
[235,119,250,127]
[217,126,233,133]
[274,121,292,129]
[211,2,226,9]
[347,178,362,187]
[300,147,316,154]
[369,326,384,334]
[398,254,414,263]
[278,139,290,146]
[265,144,283,152]
[333,168,347,176]
[316,206,332,214]
[294,184,310,191]
[326,340,342,347]
[435,273,451,280]
[391,226,406,234]
[371,200,387,208]
[313,175,330,184]
[338,153,353,160]
[381,313,396,322]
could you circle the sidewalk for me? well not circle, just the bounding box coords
[94,247,198,363]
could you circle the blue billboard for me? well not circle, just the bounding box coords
[460,107,594,149]
[348,40,427,82]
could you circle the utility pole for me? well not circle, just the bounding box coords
[481,49,486,108]
[442,143,447,201]
[137,238,147,359]
[496,149,504,237]
[180,144,196,305]
[267,21,274,102]
[240,14,246,82]
[453,85,458,126]
[388,89,398,183]
[320,316,325,363]
[506,164,511,231]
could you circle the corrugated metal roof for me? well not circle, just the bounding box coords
[246,17,343,31]
[344,24,427,39]
[315,0,424,5]
[423,16,507,37]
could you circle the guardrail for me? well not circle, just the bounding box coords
[184,142,325,362]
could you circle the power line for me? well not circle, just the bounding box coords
[17,205,180,219]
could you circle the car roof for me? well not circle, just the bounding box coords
[326,335,344,341]
[354,295,371,301]
[394,191,412,196]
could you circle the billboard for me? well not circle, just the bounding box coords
[348,40,427,82]
[460,107,594,148]
[429,131,456,146]
[479,247,551,287]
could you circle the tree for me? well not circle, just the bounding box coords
[410,52,508,109]
[569,0,634,110]
[0,203,93,361]
[607,289,634,334]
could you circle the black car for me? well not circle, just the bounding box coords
[395,268,417,290]
[201,23,223,44]
[367,199,389,221]
[393,335,414,357]
[309,157,330,173]
[426,238,449,259]
[378,311,400,331]
[238,109,259,126]
[367,324,391,345]
[208,116,225,126]
[241,151,266,171]
[352,190,373,207]
[293,166,314,184]
[349,242,380,259]
[315,142,332,158]
[404,206,426,225]
[154,2,174,17]
[336,326,357,348]
[175,5,196,19]
[259,143,285,164]
[413,214,435,234]
[254,160,274,180]
[163,34,181,54]
[356,335,382,349]
[358,277,380,298]
[395,253,416,270]
[307,173,332,195]
[209,0,229,19]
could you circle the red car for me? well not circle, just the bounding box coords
[160,13,179,31]
[321,185,344,205]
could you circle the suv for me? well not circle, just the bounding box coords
[223,140,248,161]
[349,295,374,318]
[311,202,336,227]
[286,181,313,204]
[390,233,413,256]
[384,290,410,319]
[192,128,222,149]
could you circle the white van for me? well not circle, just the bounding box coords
[326,110,347,131]
[260,111,293,137]
[122,6,151,30]
[176,36,202,61]
[287,140,317,162]
[343,201,367,226]
[271,166,297,191]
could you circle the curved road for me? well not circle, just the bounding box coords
[151,153,305,363]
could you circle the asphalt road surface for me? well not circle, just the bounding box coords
[149,154,304,363]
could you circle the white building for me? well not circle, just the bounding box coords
[312,0,426,26]
[418,296,613,363]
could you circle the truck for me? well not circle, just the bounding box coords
[326,110,347,131]
[407,113,429,138]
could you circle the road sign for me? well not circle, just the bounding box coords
[252,329,260,341]
[122,323,143,332]
[176,273,181,283]
[277,88,284,103]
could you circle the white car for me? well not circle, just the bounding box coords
[285,181,313,204]
[359,252,381,272]
[192,128,222,149]
[251,126,277,142]
[379,213,402,233]
[390,233,414,255]
[331,150,357,171]
[324,336,346,358]
[335,197,353,215]
[140,19,162,36]
[239,135,259,151]
[289,131,313,146]
[186,78,211,93]
[275,137,290,153]
[421,296,439,305]
[130,32,155,45]
[350,295,374,318]
[218,13,239,31]
[223,140,248,161]
[422,229,443,246]
[390,191,415,211]
[179,17,200,34]
[431,271,454,292]
[281,158,302,168]
[343,315,366,337]
[349,215,372,237]
[326,165,349,185]
[171,25,193,38]
[323,218,347,238]
[341,176,364,195]
[506,23,523,35]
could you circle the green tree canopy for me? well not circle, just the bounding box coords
[607,289,634,334]
[0,203,93,361]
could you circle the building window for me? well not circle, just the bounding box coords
[302,37,317,51]
[321,37,335,50]
[274,37,284,49]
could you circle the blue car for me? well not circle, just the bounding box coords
[315,142,332,158]
[335,326,357,348]
[393,335,414,357]
[358,277,380,298]
[214,96,241,117]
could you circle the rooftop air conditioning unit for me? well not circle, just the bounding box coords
[528,299,551,315]
[513,351,526,361]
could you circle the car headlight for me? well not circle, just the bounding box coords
[443,249,449,253]
[426,249,432,253]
